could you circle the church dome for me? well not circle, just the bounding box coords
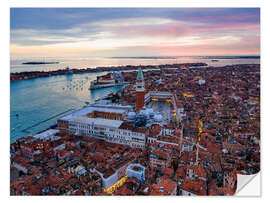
[128,111,136,119]
[154,114,163,122]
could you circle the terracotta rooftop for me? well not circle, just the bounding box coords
[119,121,148,133]
[150,177,177,195]
[180,178,206,195]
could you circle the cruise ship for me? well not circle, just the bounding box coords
[89,71,128,90]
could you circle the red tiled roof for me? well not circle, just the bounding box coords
[150,178,176,195]
[119,121,148,133]
[180,179,206,195]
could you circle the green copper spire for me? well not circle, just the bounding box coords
[137,68,143,80]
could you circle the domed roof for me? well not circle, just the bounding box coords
[139,109,150,118]
[128,111,136,119]
[146,108,154,115]
[138,107,156,119]
[154,114,163,122]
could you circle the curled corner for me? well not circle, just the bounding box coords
[235,172,261,196]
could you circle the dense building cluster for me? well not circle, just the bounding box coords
[10,64,260,196]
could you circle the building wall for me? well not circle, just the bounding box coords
[87,111,123,120]
[147,137,157,144]
[222,143,243,153]
[57,120,69,134]
[181,189,196,196]
[224,173,236,189]
[68,120,145,148]
[130,132,146,148]
[95,170,118,189]
[20,144,34,160]
[171,186,177,195]
[116,160,133,179]
[150,157,169,169]
[136,91,145,112]
[126,164,146,183]
[12,162,29,174]
[186,168,196,180]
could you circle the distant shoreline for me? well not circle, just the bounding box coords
[22,61,59,65]
[110,55,260,59]
[10,62,207,82]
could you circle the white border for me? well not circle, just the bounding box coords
[7,0,264,8]
[236,172,261,196]
[2,0,269,202]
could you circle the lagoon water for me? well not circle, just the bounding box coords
[10,56,260,142]
[10,71,124,143]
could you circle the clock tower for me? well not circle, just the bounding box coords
[136,68,145,112]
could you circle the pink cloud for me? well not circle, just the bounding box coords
[144,35,260,56]
[108,21,259,40]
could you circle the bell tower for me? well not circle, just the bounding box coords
[136,68,145,112]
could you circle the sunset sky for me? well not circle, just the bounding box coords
[10,8,260,58]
